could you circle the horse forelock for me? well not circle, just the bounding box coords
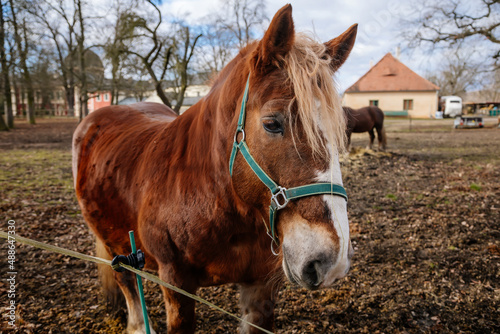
[206,34,346,163]
[284,33,346,158]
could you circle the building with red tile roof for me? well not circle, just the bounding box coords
[343,53,440,118]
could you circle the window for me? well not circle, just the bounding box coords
[403,99,413,110]
[96,94,101,102]
[369,100,379,107]
[104,93,110,102]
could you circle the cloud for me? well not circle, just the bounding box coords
[157,0,479,92]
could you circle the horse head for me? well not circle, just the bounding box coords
[228,4,357,290]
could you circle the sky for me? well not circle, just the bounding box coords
[159,0,444,92]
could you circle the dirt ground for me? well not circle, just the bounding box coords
[0,117,499,333]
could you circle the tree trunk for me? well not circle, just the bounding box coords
[154,81,172,109]
[111,62,118,105]
[144,63,172,110]
[174,71,187,114]
[173,30,201,113]
[49,22,75,117]
[66,58,76,117]
[0,108,7,131]
[9,0,35,124]
[0,0,13,128]
[76,0,88,118]
[22,69,35,124]
[66,87,75,116]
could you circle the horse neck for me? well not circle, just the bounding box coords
[168,53,251,205]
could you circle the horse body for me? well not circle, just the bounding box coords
[344,106,387,150]
[74,102,278,333]
[73,5,357,333]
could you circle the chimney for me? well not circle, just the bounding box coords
[395,46,401,59]
[369,60,374,68]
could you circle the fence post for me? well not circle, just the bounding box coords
[128,230,151,334]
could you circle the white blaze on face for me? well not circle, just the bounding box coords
[315,151,351,287]
[315,97,351,286]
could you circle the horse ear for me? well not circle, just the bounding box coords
[252,4,294,72]
[325,24,358,72]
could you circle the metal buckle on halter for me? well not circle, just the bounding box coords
[234,128,245,144]
[271,186,289,210]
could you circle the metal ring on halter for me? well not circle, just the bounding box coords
[234,128,245,144]
[271,186,289,210]
[266,228,280,255]
[270,238,280,256]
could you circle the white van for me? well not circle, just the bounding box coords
[440,96,462,118]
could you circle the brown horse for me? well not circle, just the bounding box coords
[72,5,357,334]
[344,106,387,150]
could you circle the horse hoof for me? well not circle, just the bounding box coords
[127,326,157,334]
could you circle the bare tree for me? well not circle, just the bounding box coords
[480,67,500,101]
[119,0,201,114]
[196,0,267,75]
[28,0,79,117]
[216,0,268,49]
[426,46,483,97]
[119,1,173,108]
[120,57,152,102]
[402,0,500,69]
[32,50,58,114]
[103,0,143,105]
[196,20,235,75]
[168,22,202,113]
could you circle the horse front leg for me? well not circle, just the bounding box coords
[158,265,197,334]
[368,129,375,150]
[376,126,387,150]
[239,282,277,334]
[114,270,157,334]
[346,131,352,151]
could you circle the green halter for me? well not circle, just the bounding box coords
[229,74,347,250]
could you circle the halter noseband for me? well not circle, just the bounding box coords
[229,74,348,251]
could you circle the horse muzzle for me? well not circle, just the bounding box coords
[281,218,353,290]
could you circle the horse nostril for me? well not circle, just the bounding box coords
[302,260,321,288]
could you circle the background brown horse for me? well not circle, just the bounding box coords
[73,5,357,334]
[344,106,387,150]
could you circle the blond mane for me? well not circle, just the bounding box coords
[284,33,346,158]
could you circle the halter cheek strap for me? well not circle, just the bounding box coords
[229,73,347,249]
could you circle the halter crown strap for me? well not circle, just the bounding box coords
[229,73,347,248]
[229,74,251,175]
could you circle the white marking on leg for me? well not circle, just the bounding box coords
[239,283,274,334]
[123,289,156,334]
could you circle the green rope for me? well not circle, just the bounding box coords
[0,230,274,334]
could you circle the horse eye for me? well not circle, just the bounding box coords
[262,118,284,135]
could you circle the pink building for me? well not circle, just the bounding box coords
[88,91,111,113]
